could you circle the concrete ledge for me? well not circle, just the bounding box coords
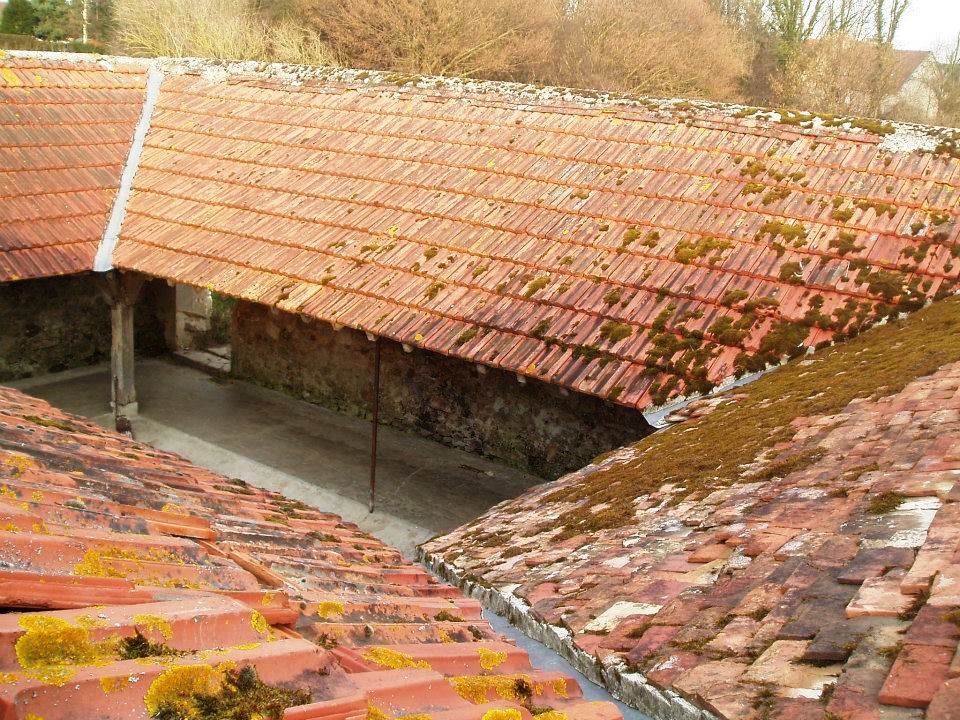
[419,551,717,720]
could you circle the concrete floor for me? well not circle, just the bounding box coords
[10,357,542,558]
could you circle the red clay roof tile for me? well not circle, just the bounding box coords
[0,384,622,720]
[0,56,147,281]
[2,53,960,410]
[424,299,960,720]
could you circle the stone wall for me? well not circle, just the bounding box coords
[232,301,652,478]
[0,274,173,382]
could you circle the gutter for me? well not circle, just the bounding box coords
[419,550,718,720]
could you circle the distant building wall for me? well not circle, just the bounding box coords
[0,274,173,382]
[231,301,653,478]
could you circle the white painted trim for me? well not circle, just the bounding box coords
[94,66,163,272]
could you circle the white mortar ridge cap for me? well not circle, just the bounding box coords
[5,49,959,154]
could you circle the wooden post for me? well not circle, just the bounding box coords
[96,271,145,416]
[111,298,137,414]
[369,338,381,513]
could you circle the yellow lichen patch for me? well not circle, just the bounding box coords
[72,549,126,578]
[534,712,569,720]
[482,710,523,720]
[260,591,275,607]
[477,647,507,671]
[24,714,44,720]
[143,664,222,718]
[23,666,76,687]
[160,503,181,514]
[133,614,174,641]
[450,675,535,705]
[368,704,392,720]
[31,491,44,502]
[551,678,568,698]
[399,714,433,720]
[2,455,32,476]
[32,522,48,534]
[362,647,430,670]
[0,671,19,683]
[2,523,20,533]
[0,68,22,87]
[438,630,453,644]
[16,615,99,670]
[75,615,108,630]
[196,642,260,661]
[100,675,128,694]
[250,611,269,635]
[315,601,345,620]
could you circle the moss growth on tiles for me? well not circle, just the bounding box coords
[117,630,183,660]
[756,221,808,245]
[22,415,77,433]
[674,237,732,265]
[524,277,549,298]
[424,282,445,300]
[599,321,632,343]
[778,262,804,284]
[147,664,310,720]
[720,290,749,307]
[865,492,905,515]
[456,327,479,346]
[602,288,621,305]
[541,297,960,537]
[830,231,862,256]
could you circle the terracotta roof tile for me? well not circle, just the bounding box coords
[3,54,960,409]
[0,384,621,720]
[0,56,148,281]
[113,65,960,411]
[424,298,960,719]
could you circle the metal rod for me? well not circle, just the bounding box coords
[369,338,381,513]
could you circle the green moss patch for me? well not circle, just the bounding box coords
[674,237,732,265]
[541,297,960,537]
[118,630,184,661]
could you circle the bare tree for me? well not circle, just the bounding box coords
[775,33,878,114]
[113,0,334,64]
[866,0,911,115]
[297,0,557,81]
[549,0,748,98]
[765,0,825,50]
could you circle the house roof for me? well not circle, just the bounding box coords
[0,55,147,281]
[893,49,934,88]
[0,383,622,720]
[2,53,960,411]
[423,296,960,719]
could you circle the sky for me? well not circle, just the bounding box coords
[896,0,960,52]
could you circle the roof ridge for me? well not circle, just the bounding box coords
[4,49,959,154]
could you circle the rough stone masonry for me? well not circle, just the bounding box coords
[231,301,652,478]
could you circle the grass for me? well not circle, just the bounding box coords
[542,297,960,538]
